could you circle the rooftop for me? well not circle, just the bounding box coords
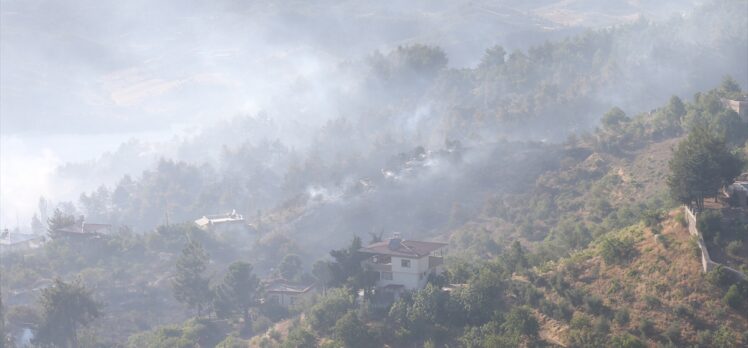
[264,279,314,294]
[195,209,244,227]
[55,222,111,235]
[0,232,42,245]
[359,236,447,258]
[732,182,748,192]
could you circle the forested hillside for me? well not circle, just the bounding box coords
[1,0,747,347]
[46,0,747,233]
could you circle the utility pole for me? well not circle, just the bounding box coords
[164,199,170,227]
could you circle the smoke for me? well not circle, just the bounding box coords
[0,0,730,231]
[0,136,60,228]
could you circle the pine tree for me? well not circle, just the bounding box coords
[213,262,259,326]
[33,279,101,348]
[46,208,76,239]
[38,196,49,223]
[31,214,44,235]
[667,126,743,211]
[172,241,212,317]
[278,254,302,281]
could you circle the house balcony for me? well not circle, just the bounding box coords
[428,256,443,269]
[365,262,392,273]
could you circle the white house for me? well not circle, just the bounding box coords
[359,234,447,293]
[264,279,316,308]
[194,209,246,233]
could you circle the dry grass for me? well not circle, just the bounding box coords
[538,210,748,346]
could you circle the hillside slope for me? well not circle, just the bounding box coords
[534,211,748,346]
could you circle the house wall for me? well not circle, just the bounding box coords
[374,255,438,290]
[723,99,748,122]
[268,290,314,307]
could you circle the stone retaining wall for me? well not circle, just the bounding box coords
[684,206,747,280]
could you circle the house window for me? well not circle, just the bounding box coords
[290,297,296,305]
[269,295,279,304]
[381,272,393,280]
[401,259,411,268]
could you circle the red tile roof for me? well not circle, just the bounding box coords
[359,238,447,258]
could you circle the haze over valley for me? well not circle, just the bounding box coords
[1,1,747,347]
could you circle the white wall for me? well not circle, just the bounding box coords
[375,255,432,290]
[268,290,314,307]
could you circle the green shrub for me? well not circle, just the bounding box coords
[674,211,687,227]
[723,284,743,309]
[334,312,379,348]
[644,295,660,309]
[126,319,224,348]
[638,318,655,337]
[697,210,723,243]
[570,312,592,330]
[614,308,630,326]
[501,306,539,337]
[726,240,743,258]
[674,304,691,317]
[282,326,317,348]
[697,330,712,346]
[594,317,610,335]
[689,237,702,258]
[713,324,737,348]
[600,236,637,265]
[583,295,605,315]
[708,266,733,288]
[307,288,354,333]
[642,209,663,228]
[269,329,281,341]
[252,315,273,336]
[609,333,646,348]
[608,280,622,294]
[216,336,249,348]
[665,322,681,343]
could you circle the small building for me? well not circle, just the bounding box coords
[722,97,748,122]
[0,230,44,253]
[263,279,315,307]
[53,220,112,238]
[726,181,748,208]
[359,234,447,294]
[194,210,246,232]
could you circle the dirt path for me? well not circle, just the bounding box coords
[533,309,568,348]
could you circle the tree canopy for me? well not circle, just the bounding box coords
[46,208,77,239]
[667,126,743,211]
[172,241,212,316]
[213,261,259,326]
[33,279,101,348]
[278,254,303,281]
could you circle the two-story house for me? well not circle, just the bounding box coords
[359,234,447,293]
